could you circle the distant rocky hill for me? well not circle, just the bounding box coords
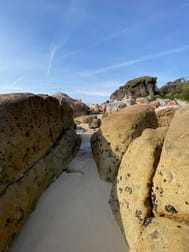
[110,76,157,101]
[109,76,189,103]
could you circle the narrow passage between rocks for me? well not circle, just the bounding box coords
[12,129,128,252]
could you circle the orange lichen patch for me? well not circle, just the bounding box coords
[149,102,159,109]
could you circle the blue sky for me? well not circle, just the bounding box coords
[0,0,189,104]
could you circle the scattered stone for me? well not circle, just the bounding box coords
[88,118,101,129]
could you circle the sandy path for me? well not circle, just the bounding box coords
[12,131,128,252]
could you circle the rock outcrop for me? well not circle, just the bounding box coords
[110,127,168,251]
[105,98,136,114]
[0,93,80,252]
[155,106,177,127]
[153,105,189,220]
[156,78,189,102]
[91,103,189,251]
[110,76,157,102]
[157,78,186,96]
[52,92,88,117]
[105,101,127,114]
[91,105,158,182]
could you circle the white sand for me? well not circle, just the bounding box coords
[12,130,128,252]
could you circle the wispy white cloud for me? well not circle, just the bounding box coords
[11,76,24,87]
[47,45,57,80]
[78,45,189,76]
[59,13,158,61]
[90,13,160,48]
[0,76,24,93]
[77,90,110,97]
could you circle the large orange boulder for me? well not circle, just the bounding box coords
[91,105,158,182]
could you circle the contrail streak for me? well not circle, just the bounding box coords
[47,45,57,80]
[79,45,189,75]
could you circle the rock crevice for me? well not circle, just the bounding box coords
[91,104,189,251]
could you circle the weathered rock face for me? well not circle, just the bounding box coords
[102,105,189,251]
[155,106,177,127]
[137,217,189,252]
[105,98,136,114]
[52,92,88,117]
[0,93,80,252]
[0,93,72,194]
[110,76,157,102]
[152,105,189,220]
[105,101,127,114]
[91,105,158,182]
[109,127,167,251]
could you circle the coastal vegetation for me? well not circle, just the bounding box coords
[110,76,189,102]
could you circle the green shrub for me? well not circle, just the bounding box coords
[175,83,189,101]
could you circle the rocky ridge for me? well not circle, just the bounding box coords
[105,76,189,115]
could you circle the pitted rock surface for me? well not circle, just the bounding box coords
[0,93,80,252]
[153,105,189,220]
[110,127,167,250]
[137,217,189,252]
[91,105,158,182]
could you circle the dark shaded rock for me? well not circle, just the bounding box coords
[110,76,157,101]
